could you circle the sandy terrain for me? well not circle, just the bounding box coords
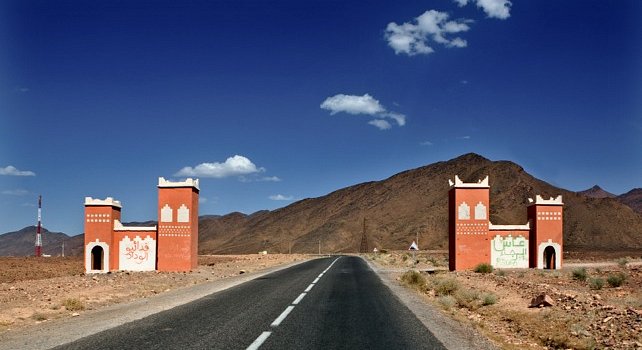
[368,251,642,350]
[0,254,308,334]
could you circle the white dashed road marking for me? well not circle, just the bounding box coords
[247,257,340,350]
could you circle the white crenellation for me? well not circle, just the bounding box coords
[534,195,563,205]
[160,204,173,222]
[177,204,190,223]
[452,175,489,188]
[158,177,200,191]
[84,197,122,208]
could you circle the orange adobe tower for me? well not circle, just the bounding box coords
[84,197,122,273]
[157,177,200,272]
[448,175,491,271]
[528,195,564,269]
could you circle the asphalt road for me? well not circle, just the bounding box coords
[55,256,445,350]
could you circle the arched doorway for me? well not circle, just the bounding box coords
[91,246,104,271]
[543,246,556,269]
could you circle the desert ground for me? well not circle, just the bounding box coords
[0,254,308,333]
[368,250,642,350]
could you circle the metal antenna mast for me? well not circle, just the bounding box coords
[359,218,368,253]
[35,195,42,257]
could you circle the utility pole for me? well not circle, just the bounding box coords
[359,218,368,253]
[35,195,42,257]
[62,241,65,257]
[318,239,321,255]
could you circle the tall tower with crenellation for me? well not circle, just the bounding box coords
[84,197,121,273]
[528,195,564,269]
[448,175,491,271]
[156,177,199,272]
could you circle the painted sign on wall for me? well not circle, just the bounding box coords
[119,235,156,271]
[490,234,528,268]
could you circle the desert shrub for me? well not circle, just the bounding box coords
[402,254,409,262]
[473,263,493,274]
[607,272,627,287]
[588,277,604,290]
[63,298,85,311]
[431,276,460,296]
[437,295,456,310]
[495,269,506,277]
[481,292,498,306]
[454,288,480,309]
[571,267,587,281]
[401,270,426,288]
[32,312,47,321]
[617,257,630,268]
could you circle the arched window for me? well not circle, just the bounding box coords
[177,204,190,223]
[475,202,487,220]
[161,204,173,222]
[458,202,470,220]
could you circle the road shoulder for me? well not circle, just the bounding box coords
[363,257,498,350]
[0,258,312,350]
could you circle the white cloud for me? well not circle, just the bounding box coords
[175,155,264,178]
[368,119,392,130]
[320,94,407,130]
[320,94,385,115]
[269,194,294,201]
[239,175,282,183]
[385,10,471,56]
[457,135,471,139]
[0,166,35,176]
[420,140,434,146]
[454,0,511,19]
[2,189,30,196]
[199,197,207,204]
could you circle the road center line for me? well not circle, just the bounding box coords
[312,277,320,284]
[304,283,314,292]
[292,292,306,305]
[271,306,295,327]
[246,331,272,350]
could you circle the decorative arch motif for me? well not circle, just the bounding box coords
[474,202,487,220]
[537,240,562,269]
[85,239,109,273]
[458,202,470,220]
[177,204,190,223]
[161,204,173,222]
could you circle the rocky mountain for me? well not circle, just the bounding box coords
[617,188,642,215]
[577,185,616,198]
[199,153,642,254]
[3,153,642,256]
[0,226,81,256]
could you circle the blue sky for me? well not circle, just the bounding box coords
[1,0,640,235]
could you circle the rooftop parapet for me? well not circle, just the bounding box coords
[448,175,490,188]
[528,195,563,205]
[85,197,122,208]
[158,177,200,191]
[113,220,157,231]
[489,221,531,231]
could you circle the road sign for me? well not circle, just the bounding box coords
[409,241,418,251]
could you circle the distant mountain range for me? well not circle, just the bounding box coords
[577,185,642,215]
[2,153,641,256]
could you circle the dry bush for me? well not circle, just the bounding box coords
[400,270,426,289]
[429,276,460,296]
[607,272,627,287]
[588,277,604,290]
[473,263,493,274]
[454,288,480,309]
[481,292,497,306]
[572,267,588,281]
[31,312,47,321]
[63,298,85,311]
[437,295,456,310]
